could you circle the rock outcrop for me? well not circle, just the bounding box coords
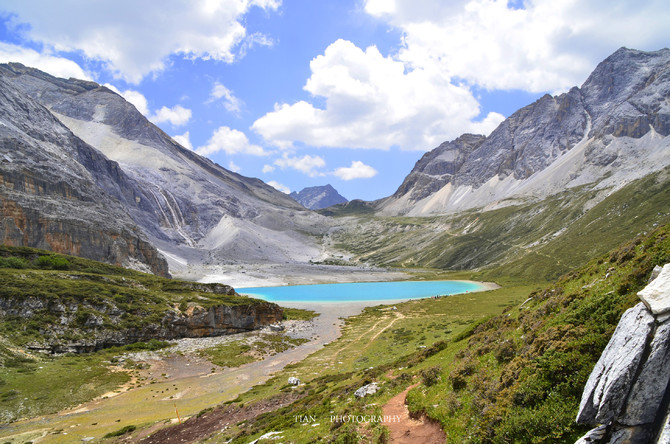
[0,293,283,354]
[575,263,670,443]
[379,48,670,216]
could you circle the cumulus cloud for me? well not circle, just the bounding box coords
[332,161,378,181]
[149,105,192,126]
[365,0,670,92]
[0,42,90,80]
[262,164,276,173]
[208,81,243,114]
[2,0,281,83]
[172,131,193,150]
[253,39,502,151]
[273,153,326,177]
[196,126,268,156]
[228,160,241,173]
[267,180,290,194]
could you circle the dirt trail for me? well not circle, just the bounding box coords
[382,383,446,444]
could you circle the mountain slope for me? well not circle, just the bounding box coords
[0,74,169,276]
[290,184,348,210]
[379,47,670,217]
[0,63,329,272]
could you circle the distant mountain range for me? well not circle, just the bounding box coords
[290,184,348,210]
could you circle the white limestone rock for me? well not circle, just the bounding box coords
[354,382,379,398]
[638,264,670,315]
[576,303,655,424]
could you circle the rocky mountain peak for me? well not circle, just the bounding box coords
[290,184,348,210]
[379,47,670,217]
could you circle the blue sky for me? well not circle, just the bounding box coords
[0,0,669,201]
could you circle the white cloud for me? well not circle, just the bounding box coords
[253,39,502,151]
[274,153,326,177]
[267,180,290,194]
[0,42,90,80]
[228,160,241,173]
[172,131,193,150]
[365,0,670,92]
[2,0,281,83]
[196,126,268,156]
[149,105,192,127]
[208,81,243,114]
[332,161,378,181]
[262,164,276,173]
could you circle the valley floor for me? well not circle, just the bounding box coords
[174,263,418,288]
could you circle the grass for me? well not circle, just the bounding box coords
[0,348,131,423]
[282,307,319,321]
[198,334,310,368]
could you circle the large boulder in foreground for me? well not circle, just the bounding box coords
[575,263,670,443]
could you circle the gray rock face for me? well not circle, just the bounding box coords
[290,184,348,210]
[0,72,169,276]
[620,320,670,426]
[380,48,670,216]
[577,303,655,425]
[0,62,328,271]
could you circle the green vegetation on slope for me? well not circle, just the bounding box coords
[0,245,270,347]
[402,223,670,443]
[332,166,670,282]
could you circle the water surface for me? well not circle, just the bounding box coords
[240,280,483,303]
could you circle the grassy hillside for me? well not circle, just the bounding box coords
[0,245,269,348]
[151,223,670,443]
[331,166,670,282]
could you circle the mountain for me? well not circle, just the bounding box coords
[290,184,348,210]
[0,70,169,276]
[0,63,329,274]
[379,47,670,216]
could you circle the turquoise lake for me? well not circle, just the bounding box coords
[239,280,484,303]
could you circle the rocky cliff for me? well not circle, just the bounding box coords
[290,184,348,210]
[576,264,670,443]
[379,47,670,216]
[0,73,169,276]
[0,63,328,272]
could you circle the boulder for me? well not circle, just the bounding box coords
[354,382,379,398]
[638,264,670,315]
[620,319,670,426]
[576,303,655,425]
[288,377,300,386]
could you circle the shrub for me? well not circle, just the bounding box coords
[103,424,136,438]
[420,366,442,387]
[0,256,29,269]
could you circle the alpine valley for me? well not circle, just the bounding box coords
[1,47,670,444]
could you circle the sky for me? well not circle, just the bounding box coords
[0,1,668,201]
